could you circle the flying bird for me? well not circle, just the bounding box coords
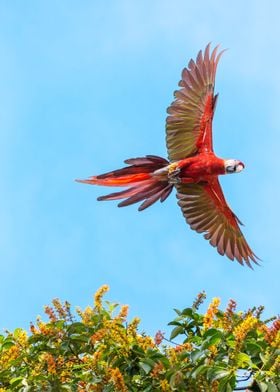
[77,44,258,267]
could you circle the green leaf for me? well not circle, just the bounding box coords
[190,349,205,363]
[181,308,194,317]
[170,370,183,388]
[256,381,268,392]
[1,341,15,350]
[170,326,184,340]
[132,345,145,356]
[10,377,23,387]
[105,301,119,313]
[142,386,153,392]
[212,370,230,381]
[185,320,197,330]
[203,328,220,338]
[207,366,230,382]
[225,383,232,392]
[260,352,268,364]
[191,364,207,378]
[168,321,183,327]
[159,356,170,368]
[173,308,182,316]
[226,337,236,349]
[148,351,165,361]
[60,386,73,391]
[67,322,87,334]
[139,360,153,374]
[202,331,222,349]
[245,341,262,356]
[53,320,66,329]
[236,352,252,367]
[267,383,279,392]
[69,334,89,343]
[216,374,234,392]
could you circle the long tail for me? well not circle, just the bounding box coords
[76,155,173,211]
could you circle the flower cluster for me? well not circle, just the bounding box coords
[233,313,258,343]
[0,287,279,391]
[203,297,221,328]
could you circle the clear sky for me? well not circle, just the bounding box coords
[0,1,279,336]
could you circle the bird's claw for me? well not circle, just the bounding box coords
[167,162,178,174]
[167,163,181,183]
[153,162,181,183]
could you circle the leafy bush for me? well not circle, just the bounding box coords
[0,286,279,391]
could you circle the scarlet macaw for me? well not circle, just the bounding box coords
[78,44,258,267]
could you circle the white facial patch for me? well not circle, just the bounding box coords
[225,159,244,174]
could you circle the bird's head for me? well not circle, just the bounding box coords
[224,159,245,174]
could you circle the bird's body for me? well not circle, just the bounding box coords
[78,44,258,267]
[166,153,226,180]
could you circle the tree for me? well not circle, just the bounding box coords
[0,285,279,391]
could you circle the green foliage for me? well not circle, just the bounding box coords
[0,286,279,391]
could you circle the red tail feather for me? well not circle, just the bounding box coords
[76,155,173,210]
[77,172,152,187]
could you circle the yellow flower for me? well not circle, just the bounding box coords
[14,329,28,347]
[44,305,58,322]
[42,353,56,374]
[271,330,280,348]
[30,322,39,334]
[0,345,20,370]
[174,342,192,353]
[160,379,171,391]
[81,306,94,324]
[77,381,87,392]
[56,355,64,368]
[30,362,43,377]
[89,351,102,369]
[59,370,71,383]
[233,314,257,343]
[264,317,280,345]
[270,355,280,375]
[127,317,140,337]
[52,298,67,318]
[101,319,129,350]
[108,367,128,391]
[222,299,237,330]
[151,362,165,378]
[94,284,110,310]
[90,328,106,344]
[209,345,218,356]
[37,321,52,336]
[117,304,129,320]
[166,347,178,365]
[136,335,155,351]
[211,380,219,392]
[203,297,221,328]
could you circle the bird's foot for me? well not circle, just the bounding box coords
[153,162,181,183]
[167,163,181,183]
[167,162,179,174]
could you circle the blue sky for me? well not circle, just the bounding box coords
[0,1,279,336]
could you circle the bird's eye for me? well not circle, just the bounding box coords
[226,166,234,173]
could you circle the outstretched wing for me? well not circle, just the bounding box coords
[176,179,258,267]
[166,44,225,162]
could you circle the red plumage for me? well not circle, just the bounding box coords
[77,44,258,267]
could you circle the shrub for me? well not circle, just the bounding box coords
[0,286,279,391]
